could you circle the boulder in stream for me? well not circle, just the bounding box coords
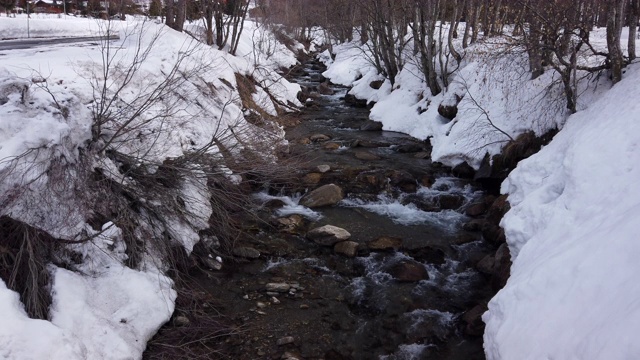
[386,260,429,282]
[299,183,344,208]
[367,236,403,251]
[355,151,381,161]
[360,120,383,131]
[307,225,351,246]
[334,241,359,257]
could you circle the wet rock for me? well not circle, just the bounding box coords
[354,151,381,161]
[369,79,384,89]
[409,246,446,265]
[462,303,488,337]
[452,161,476,179]
[492,243,512,290]
[421,175,435,187]
[389,170,417,192]
[302,172,322,185]
[367,236,403,251]
[463,219,485,232]
[387,260,429,282]
[299,138,312,145]
[264,199,286,210]
[310,73,326,82]
[344,93,368,107]
[276,214,305,234]
[299,184,344,208]
[266,283,291,293]
[277,336,295,346]
[318,82,335,95]
[481,222,506,245]
[452,233,479,245]
[307,225,351,246]
[323,142,341,150]
[233,247,261,259]
[435,193,465,210]
[465,202,488,217]
[310,133,331,142]
[360,120,383,131]
[354,172,387,193]
[317,164,331,173]
[414,151,431,159]
[476,255,495,274]
[351,139,389,148]
[486,194,510,225]
[393,144,423,153]
[334,241,359,257]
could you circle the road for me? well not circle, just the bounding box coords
[0,35,119,51]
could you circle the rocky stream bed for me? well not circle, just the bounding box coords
[144,59,512,360]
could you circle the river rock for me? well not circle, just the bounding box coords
[276,214,305,234]
[307,225,351,246]
[310,73,326,82]
[463,219,485,232]
[317,164,331,173]
[486,194,510,225]
[393,144,423,153]
[452,161,476,179]
[436,194,465,210]
[264,198,286,210]
[299,184,344,208]
[276,336,295,346]
[302,172,322,185]
[462,303,488,337]
[481,222,506,245]
[387,260,429,282]
[232,246,261,259]
[266,283,291,292]
[334,241,359,257]
[355,151,381,161]
[465,202,487,217]
[367,236,403,251]
[310,133,331,142]
[476,254,495,274]
[318,82,335,95]
[324,142,341,150]
[360,120,383,131]
[492,243,512,291]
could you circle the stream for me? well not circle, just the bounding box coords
[145,59,495,360]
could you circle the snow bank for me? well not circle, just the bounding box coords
[0,16,302,360]
[483,63,640,359]
[321,27,619,168]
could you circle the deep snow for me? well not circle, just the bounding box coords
[483,62,640,360]
[0,15,301,360]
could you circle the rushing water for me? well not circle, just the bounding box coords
[231,60,493,359]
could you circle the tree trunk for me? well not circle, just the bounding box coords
[606,0,627,84]
[629,0,639,61]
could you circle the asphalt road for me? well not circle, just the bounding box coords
[0,35,119,51]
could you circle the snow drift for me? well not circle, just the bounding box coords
[482,63,640,359]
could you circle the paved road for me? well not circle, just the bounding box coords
[0,35,119,51]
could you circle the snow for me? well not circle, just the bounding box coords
[0,15,302,360]
[483,63,640,360]
[321,26,619,168]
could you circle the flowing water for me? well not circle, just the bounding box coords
[180,60,493,359]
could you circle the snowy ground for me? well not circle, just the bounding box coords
[321,26,629,169]
[483,62,640,360]
[0,15,301,360]
[321,25,640,360]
